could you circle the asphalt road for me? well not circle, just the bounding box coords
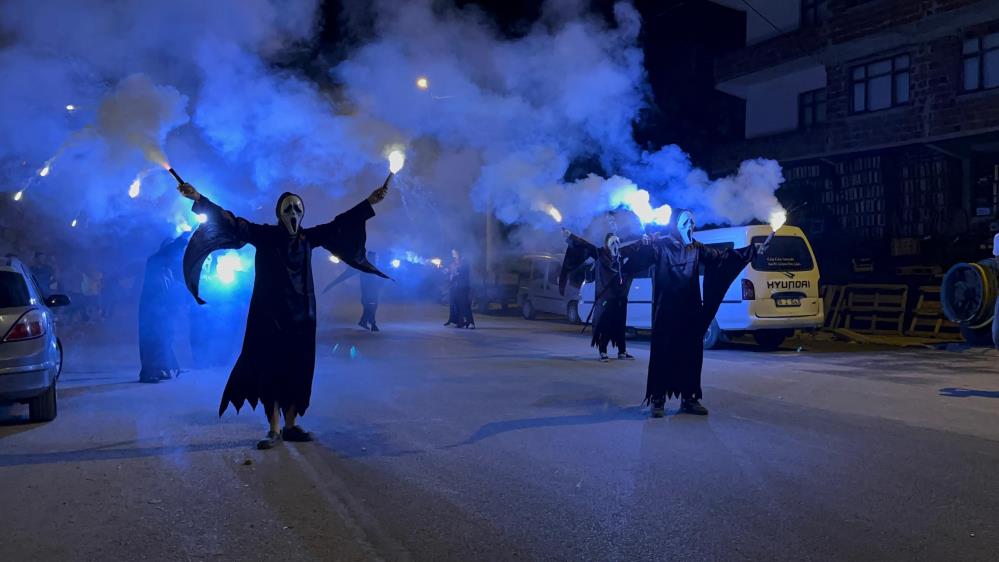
[2,304,998,561]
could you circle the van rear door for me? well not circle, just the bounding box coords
[749,234,821,319]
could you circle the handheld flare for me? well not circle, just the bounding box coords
[168,167,184,185]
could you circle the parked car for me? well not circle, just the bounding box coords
[574,225,824,350]
[0,256,70,421]
[516,253,581,321]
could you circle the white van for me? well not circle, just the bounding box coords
[574,225,824,350]
[517,253,580,322]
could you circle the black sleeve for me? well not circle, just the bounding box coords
[183,197,262,304]
[558,234,599,296]
[304,199,388,279]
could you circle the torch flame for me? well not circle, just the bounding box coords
[769,209,787,232]
[39,165,50,177]
[430,257,442,268]
[128,177,141,199]
[70,218,78,228]
[416,77,429,90]
[390,259,402,269]
[13,190,23,202]
[329,255,341,264]
[546,205,563,223]
[388,150,405,174]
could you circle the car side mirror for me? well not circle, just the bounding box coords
[45,294,71,308]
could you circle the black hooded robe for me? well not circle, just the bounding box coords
[559,234,640,353]
[322,266,386,325]
[447,260,474,327]
[183,195,386,417]
[138,234,188,381]
[631,236,757,402]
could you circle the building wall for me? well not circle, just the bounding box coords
[708,1,999,278]
[713,17,999,170]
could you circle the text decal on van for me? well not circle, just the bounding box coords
[767,280,810,291]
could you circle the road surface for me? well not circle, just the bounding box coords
[2,305,998,561]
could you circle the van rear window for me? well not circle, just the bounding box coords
[751,236,814,271]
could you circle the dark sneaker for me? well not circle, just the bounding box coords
[617,353,635,360]
[281,425,315,442]
[599,352,610,362]
[370,323,380,332]
[680,399,709,416]
[358,320,370,330]
[651,400,666,418]
[256,430,281,450]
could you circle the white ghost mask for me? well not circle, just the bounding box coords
[277,194,304,235]
[605,234,621,257]
[677,211,695,245]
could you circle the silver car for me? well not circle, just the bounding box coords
[0,256,69,422]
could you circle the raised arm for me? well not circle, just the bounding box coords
[177,182,264,304]
[178,183,268,246]
[303,184,389,279]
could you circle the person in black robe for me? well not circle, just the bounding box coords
[630,209,772,417]
[322,250,386,331]
[444,249,474,328]
[138,233,189,383]
[558,229,640,361]
[178,181,388,449]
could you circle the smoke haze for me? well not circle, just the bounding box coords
[0,0,783,275]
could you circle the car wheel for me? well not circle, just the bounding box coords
[56,338,64,377]
[567,301,580,324]
[28,382,57,422]
[703,319,722,350]
[522,299,536,320]
[753,330,788,351]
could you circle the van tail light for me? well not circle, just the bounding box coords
[741,279,756,301]
[3,309,46,342]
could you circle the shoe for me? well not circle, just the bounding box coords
[599,352,609,362]
[651,400,666,418]
[680,398,709,416]
[158,369,175,381]
[444,321,454,326]
[256,430,281,450]
[617,353,635,360]
[466,323,475,330]
[370,323,380,332]
[281,425,315,442]
[358,320,370,330]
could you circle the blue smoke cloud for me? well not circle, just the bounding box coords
[0,0,784,266]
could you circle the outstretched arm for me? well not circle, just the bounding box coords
[304,185,390,279]
[177,183,265,304]
[178,183,267,246]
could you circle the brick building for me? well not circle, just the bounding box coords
[708,0,999,282]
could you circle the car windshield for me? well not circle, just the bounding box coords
[751,236,815,272]
[0,270,31,308]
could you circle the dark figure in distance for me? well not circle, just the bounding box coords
[179,181,388,449]
[322,250,386,332]
[444,249,474,329]
[137,234,189,383]
[559,229,641,362]
[630,209,772,417]
[31,252,56,296]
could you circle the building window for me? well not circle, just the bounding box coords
[799,88,827,128]
[801,0,829,26]
[963,32,999,92]
[851,55,910,114]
